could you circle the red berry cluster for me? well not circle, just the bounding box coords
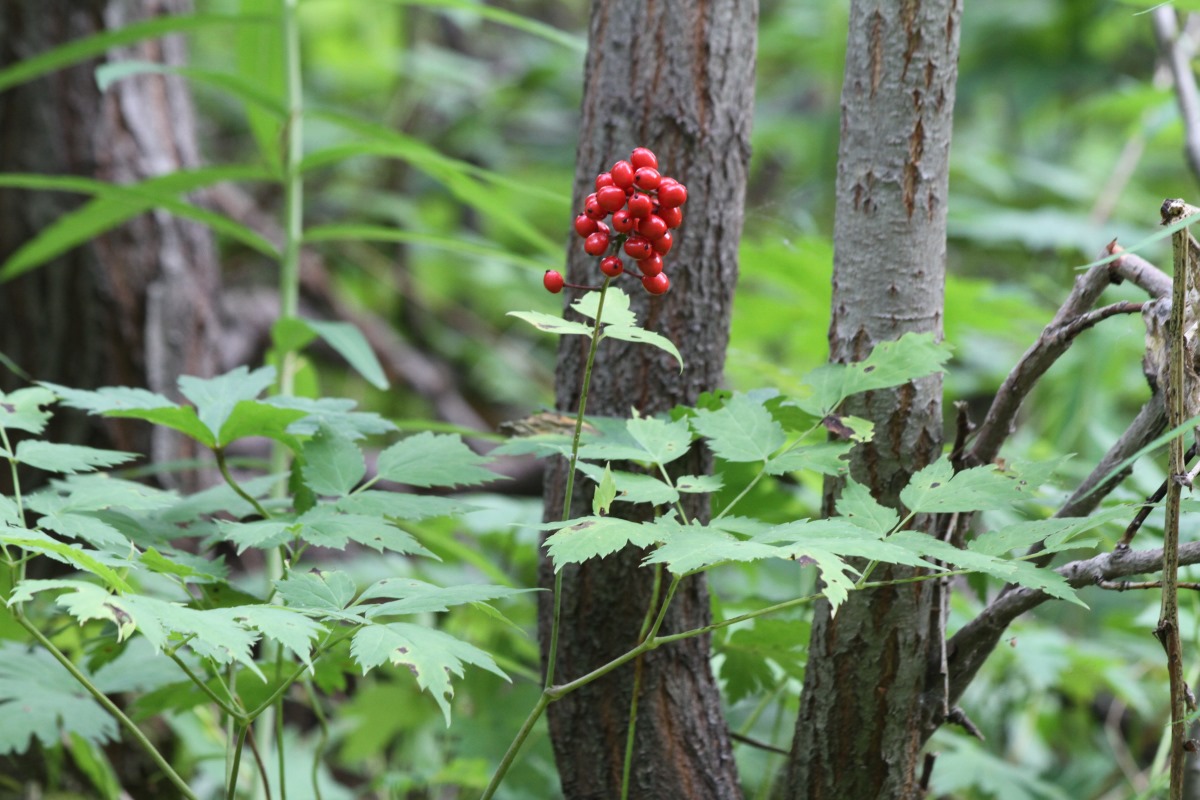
[543,147,687,297]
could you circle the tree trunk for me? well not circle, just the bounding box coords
[0,0,221,489]
[784,2,961,798]
[539,1,757,797]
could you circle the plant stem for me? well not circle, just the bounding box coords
[545,277,611,689]
[479,691,551,800]
[13,610,199,800]
[228,724,249,800]
[215,448,272,520]
[620,563,667,799]
[168,651,246,722]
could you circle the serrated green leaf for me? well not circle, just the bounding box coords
[139,547,222,581]
[543,516,659,571]
[0,386,56,434]
[121,596,263,675]
[593,464,617,515]
[276,570,358,613]
[30,474,176,514]
[643,527,781,574]
[798,333,950,414]
[836,480,901,534]
[900,457,1036,513]
[0,494,20,526]
[507,310,594,336]
[0,643,117,755]
[302,424,366,496]
[0,535,131,593]
[718,619,808,704]
[970,508,1127,557]
[227,606,326,666]
[350,622,507,725]
[675,474,724,493]
[572,287,637,329]
[216,400,308,448]
[38,511,128,549]
[178,366,276,443]
[267,395,397,440]
[760,519,937,569]
[305,319,389,390]
[160,473,278,523]
[602,325,684,370]
[334,490,466,521]
[765,441,853,476]
[575,462,679,506]
[217,519,296,553]
[14,441,137,474]
[625,416,694,466]
[377,432,498,488]
[296,510,435,558]
[692,393,787,462]
[357,579,532,617]
[40,382,215,444]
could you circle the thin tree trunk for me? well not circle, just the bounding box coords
[539,1,757,797]
[0,0,221,490]
[784,2,961,798]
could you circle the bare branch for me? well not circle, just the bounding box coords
[1153,7,1200,183]
[1097,580,1200,592]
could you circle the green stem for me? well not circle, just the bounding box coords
[479,691,551,800]
[14,611,199,800]
[228,724,249,799]
[545,277,612,689]
[215,448,272,520]
[0,426,22,565]
[167,652,246,722]
[304,678,329,800]
[621,564,667,799]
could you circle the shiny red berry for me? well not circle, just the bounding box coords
[630,147,658,171]
[638,214,668,240]
[611,209,636,234]
[597,185,627,213]
[574,214,598,238]
[584,231,611,256]
[584,193,606,220]
[627,192,653,218]
[610,160,635,189]
[637,253,664,277]
[657,180,687,208]
[544,270,565,293]
[595,172,614,190]
[658,206,683,228]
[600,255,624,277]
[651,231,673,255]
[642,272,670,295]
[633,167,661,191]
[624,236,653,260]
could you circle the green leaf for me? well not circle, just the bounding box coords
[304,320,389,390]
[139,547,223,581]
[216,400,308,448]
[30,474,175,514]
[41,383,214,445]
[302,424,366,496]
[121,596,263,675]
[227,606,326,666]
[572,287,637,329]
[0,494,20,526]
[765,441,853,476]
[217,519,297,554]
[14,441,137,474]
[675,474,724,493]
[94,60,287,117]
[362,0,584,52]
[265,395,397,440]
[37,511,128,549]
[0,387,56,434]
[357,579,531,617]
[506,310,594,337]
[759,519,937,570]
[625,415,694,466]
[178,366,276,443]
[602,325,684,371]
[575,462,679,506]
[0,535,131,593]
[334,490,466,522]
[900,457,1037,513]
[350,622,507,725]
[376,432,498,488]
[643,527,781,574]
[798,332,950,414]
[718,619,807,704]
[304,223,558,273]
[593,464,617,515]
[276,570,358,613]
[969,508,1127,557]
[543,516,659,571]
[835,480,901,534]
[0,643,117,756]
[296,510,435,558]
[692,393,787,462]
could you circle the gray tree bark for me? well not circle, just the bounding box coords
[0,0,221,490]
[783,1,961,798]
[539,1,757,797]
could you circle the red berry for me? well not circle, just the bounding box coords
[624,236,653,260]
[634,167,661,191]
[642,272,670,295]
[584,193,606,221]
[599,255,624,277]
[544,270,565,293]
[638,214,668,240]
[627,192,653,218]
[595,172,614,190]
[597,185,627,213]
[611,209,636,234]
[637,253,664,276]
[630,147,658,171]
[651,231,673,255]
[574,214,598,238]
[584,231,611,256]
[595,220,610,235]
[657,180,687,208]
[658,206,683,228]
[610,160,635,189]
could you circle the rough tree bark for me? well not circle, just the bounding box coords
[0,0,221,489]
[784,2,961,798]
[538,1,757,798]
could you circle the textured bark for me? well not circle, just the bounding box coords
[0,0,220,489]
[538,1,757,798]
[784,2,961,798]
